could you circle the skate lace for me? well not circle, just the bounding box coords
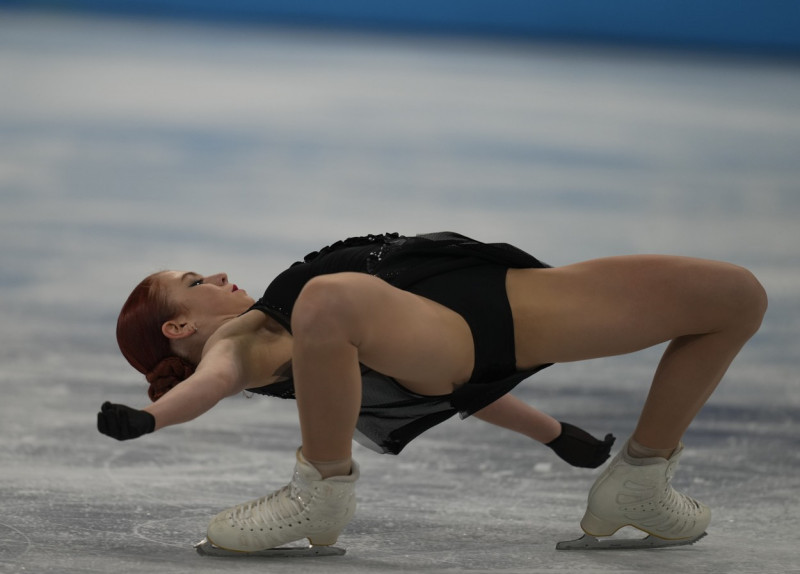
[231,480,310,529]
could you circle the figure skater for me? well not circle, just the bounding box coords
[98,232,766,552]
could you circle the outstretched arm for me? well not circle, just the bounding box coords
[473,393,562,443]
[144,341,244,429]
[474,393,615,468]
[98,340,246,440]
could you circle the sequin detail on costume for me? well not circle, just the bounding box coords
[298,233,401,269]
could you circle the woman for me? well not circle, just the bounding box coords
[98,232,767,553]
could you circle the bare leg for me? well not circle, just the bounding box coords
[633,329,755,451]
[290,272,476,476]
[508,256,766,544]
[508,255,767,452]
[290,282,362,472]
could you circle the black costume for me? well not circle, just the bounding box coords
[248,232,552,455]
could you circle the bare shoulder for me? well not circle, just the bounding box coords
[201,310,293,390]
[199,310,272,352]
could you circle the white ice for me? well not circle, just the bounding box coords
[0,10,798,574]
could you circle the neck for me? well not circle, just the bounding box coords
[172,335,205,366]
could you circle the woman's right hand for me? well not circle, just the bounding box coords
[97,401,156,441]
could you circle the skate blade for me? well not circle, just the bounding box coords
[194,538,346,558]
[556,531,707,550]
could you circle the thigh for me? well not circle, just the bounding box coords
[298,272,475,395]
[507,255,750,367]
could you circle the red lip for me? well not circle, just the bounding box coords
[232,284,239,292]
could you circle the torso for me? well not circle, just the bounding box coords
[207,232,554,454]
[245,232,553,393]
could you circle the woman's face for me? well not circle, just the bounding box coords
[159,270,255,321]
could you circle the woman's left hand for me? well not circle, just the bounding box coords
[546,422,616,468]
[97,401,155,441]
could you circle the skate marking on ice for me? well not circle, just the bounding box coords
[556,531,706,550]
[194,537,346,558]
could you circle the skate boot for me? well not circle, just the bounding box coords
[204,448,358,554]
[569,442,710,549]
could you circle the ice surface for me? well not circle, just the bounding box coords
[1,10,798,574]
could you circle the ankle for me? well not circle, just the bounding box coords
[627,438,676,460]
[304,456,353,479]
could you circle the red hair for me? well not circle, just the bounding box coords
[116,272,195,401]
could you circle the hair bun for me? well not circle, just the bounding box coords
[146,356,195,402]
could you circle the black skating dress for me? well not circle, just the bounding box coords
[247,232,552,454]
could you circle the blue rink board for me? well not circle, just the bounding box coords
[3,0,800,54]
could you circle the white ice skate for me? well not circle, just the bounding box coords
[557,442,710,550]
[196,448,358,558]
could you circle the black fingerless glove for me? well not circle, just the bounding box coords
[546,422,615,468]
[97,401,156,441]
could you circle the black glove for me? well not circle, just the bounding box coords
[97,401,156,441]
[546,422,615,468]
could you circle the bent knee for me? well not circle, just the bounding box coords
[724,264,768,334]
[291,274,363,342]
